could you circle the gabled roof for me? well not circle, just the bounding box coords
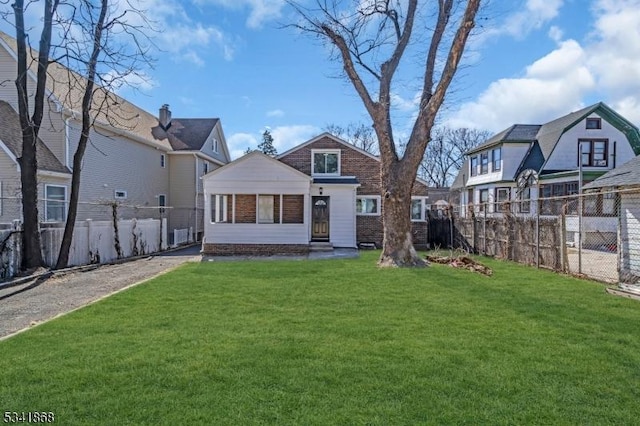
[583,155,640,189]
[204,150,312,181]
[0,30,170,150]
[277,132,381,162]
[152,118,219,151]
[0,100,70,174]
[538,102,640,164]
[277,132,430,188]
[467,124,540,155]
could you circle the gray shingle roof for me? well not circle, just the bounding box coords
[467,124,539,155]
[0,100,70,174]
[583,155,640,189]
[152,118,219,151]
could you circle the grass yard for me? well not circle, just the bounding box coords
[2,251,640,425]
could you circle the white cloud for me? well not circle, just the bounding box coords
[266,109,285,118]
[123,0,236,64]
[446,0,640,132]
[228,132,259,159]
[481,0,564,41]
[447,39,595,132]
[194,0,287,29]
[271,125,321,152]
[227,124,320,160]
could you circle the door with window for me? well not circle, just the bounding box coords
[311,196,330,241]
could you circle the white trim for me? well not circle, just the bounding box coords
[356,195,381,216]
[311,149,341,176]
[44,184,67,222]
[0,138,18,165]
[411,196,428,222]
[37,170,72,179]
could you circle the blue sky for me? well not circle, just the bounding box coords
[5,0,640,159]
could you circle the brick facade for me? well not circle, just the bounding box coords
[279,135,429,248]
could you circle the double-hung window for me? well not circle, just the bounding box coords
[492,147,501,171]
[470,156,478,177]
[480,152,489,174]
[495,187,510,212]
[411,197,427,221]
[580,139,608,167]
[45,185,66,222]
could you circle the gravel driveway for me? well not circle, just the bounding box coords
[0,245,201,340]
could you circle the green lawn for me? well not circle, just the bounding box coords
[2,251,640,425]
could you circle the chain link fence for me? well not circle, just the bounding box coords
[430,187,640,284]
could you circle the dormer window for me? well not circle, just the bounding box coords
[312,149,340,175]
[586,117,601,129]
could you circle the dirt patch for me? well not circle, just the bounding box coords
[425,255,493,276]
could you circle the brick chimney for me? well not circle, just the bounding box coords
[159,104,171,130]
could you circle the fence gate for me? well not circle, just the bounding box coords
[428,216,452,249]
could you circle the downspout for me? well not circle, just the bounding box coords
[194,153,199,242]
[612,141,617,169]
[65,116,73,169]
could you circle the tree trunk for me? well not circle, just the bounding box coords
[17,139,43,269]
[378,159,426,267]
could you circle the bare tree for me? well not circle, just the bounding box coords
[10,0,61,269]
[54,0,155,269]
[420,127,490,187]
[289,0,482,266]
[324,122,377,154]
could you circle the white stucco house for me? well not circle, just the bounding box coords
[452,102,640,219]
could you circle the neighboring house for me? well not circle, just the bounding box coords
[584,155,640,283]
[451,102,640,218]
[152,105,231,241]
[202,133,430,255]
[0,31,230,243]
[0,100,71,223]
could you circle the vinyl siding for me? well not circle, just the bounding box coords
[66,118,169,221]
[466,144,529,186]
[312,184,357,248]
[0,148,20,223]
[0,44,66,166]
[200,121,229,164]
[203,153,311,245]
[545,114,635,171]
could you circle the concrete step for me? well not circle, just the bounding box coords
[309,242,333,252]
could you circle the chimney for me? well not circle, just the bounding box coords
[159,104,172,130]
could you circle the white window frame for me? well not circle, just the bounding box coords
[212,138,219,153]
[44,184,67,222]
[356,196,381,216]
[210,194,228,223]
[114,190,128,200]
[158,194,166,214]
[411,197,427,222]
[311,149,341,176]
[160,153,166,168]
[492,147,501,172]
